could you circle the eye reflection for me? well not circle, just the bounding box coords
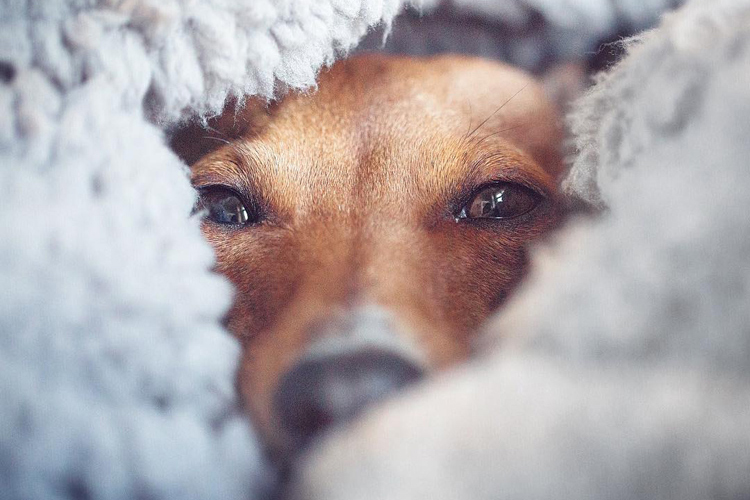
[197,188,253,226]
[457,183,539,220]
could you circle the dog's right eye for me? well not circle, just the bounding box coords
[196,187,255,226]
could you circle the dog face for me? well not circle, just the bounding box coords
[184,54,564,455]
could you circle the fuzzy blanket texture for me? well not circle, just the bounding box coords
[0,1,745,500]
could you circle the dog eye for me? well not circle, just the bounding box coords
[457,183,540,221]
[197,187,254,226]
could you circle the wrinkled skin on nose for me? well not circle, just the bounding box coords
[181,54,565,456]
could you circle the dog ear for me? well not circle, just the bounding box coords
[168,97,274,166]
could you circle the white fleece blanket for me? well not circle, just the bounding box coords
[0,1,736,500]
[290,1,750,499]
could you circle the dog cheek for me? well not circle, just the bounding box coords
[444,233,527,328]
[211,231,302,341]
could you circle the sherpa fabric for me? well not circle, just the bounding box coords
[288,1,750,499]
[392,0,685,70]
[0,1,417,499]
[0,0,699,499]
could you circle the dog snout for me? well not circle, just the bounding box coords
[274,348,423,448]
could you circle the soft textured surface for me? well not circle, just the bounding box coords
[0,1,418,499]
[375,0,685,70]
[289,1,750,499]
[0,0,710,499]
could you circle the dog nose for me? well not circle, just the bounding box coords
[274,348,423,448]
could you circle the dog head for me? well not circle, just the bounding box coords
[178,54,565,456]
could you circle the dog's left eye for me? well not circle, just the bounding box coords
[457,183,540,221]
[196,187,255,226]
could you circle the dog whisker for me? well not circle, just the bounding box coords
[474,122,529,147]
[465,103,474,141]
[205,125,232,140]
[466,84,528,139]
[201,135,232,145]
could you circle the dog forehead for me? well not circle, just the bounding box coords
[287,54,550,135]
[256,54,560,174]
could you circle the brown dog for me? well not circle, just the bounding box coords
[181,53,564,457]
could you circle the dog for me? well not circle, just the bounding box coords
[176,53,565,458]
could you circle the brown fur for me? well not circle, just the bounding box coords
[186,54,564,451]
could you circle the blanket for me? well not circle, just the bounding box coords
[1,1,738,499]
[290,1,750,499]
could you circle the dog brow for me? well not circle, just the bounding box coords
[464,84,529,140]
[191,155,244,187]
[190,145,272,208]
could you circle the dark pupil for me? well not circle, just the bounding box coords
[468,185,535,219]
[209,195,249,224]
